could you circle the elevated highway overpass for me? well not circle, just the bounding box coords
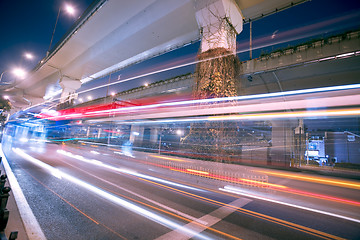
[1,1,360,238]
[84,30,359,103]
[1,0,308,110]
[65,30,359,166]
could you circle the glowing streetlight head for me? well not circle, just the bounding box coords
[144,83,149,87]
[111,92,115,96]
[64,4,75,15]
[87,96,92,100]
[79,98,83,102]
[24,52,34,60]
[176,130,183,136]
[12,68,26,79]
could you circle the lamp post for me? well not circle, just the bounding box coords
[1,51,33,86]
[47,3,76,56]
[0,71,7,83]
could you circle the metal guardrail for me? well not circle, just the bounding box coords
[151,156,269,188]
[0,157,17,240]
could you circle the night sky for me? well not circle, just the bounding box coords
[0,0,93,71]
[1,0,359,101]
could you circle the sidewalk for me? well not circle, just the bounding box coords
[0,164,29,240]
[299,164,360,180]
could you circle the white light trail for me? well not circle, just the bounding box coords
[90,107,360,126]
[14,148,211,239]
[220,185,360,224]
[41,81,360,121]
[14,148,62,179]
[208,108,360,121]
[336,52,354,58]
[24,54,360,114]
[57,150,203,192]
[86,83,360,115]
[0,147,47,240]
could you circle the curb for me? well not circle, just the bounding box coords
[0,146,46,240]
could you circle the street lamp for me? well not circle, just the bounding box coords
[1,51,33,85]
[176,130,183,136]
[0,68,27,83]
[47,3,76,55]
[24,52,34,60]
[12,68,26,79]
[64,4,76,15]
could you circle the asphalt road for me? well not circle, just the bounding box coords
[1,138,359,240]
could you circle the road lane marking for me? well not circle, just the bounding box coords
[156,198,250,240]
[221,185,360,224]
[28,171,100,225]
[66,145,352,239]
[61,160,208,225]
[0,146,47,240]
[55,147,351,239]
[13,148,213,240]
[141,179,346,240]
[60,160,244,239]
[57,149,203,192]
[21,167,128,240]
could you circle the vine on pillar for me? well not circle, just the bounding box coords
[182,47,242,162]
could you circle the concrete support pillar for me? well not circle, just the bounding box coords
[150,127,159,144]
[97,128,102,138]
[294,119,305,166]
[129,125,144,144]
[86,126,90,137]
[270,120,297,167]
[59,76,81,103]
[195,0,243,54]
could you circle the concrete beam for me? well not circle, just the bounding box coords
[242,31,360,75]
[59,76,82,103]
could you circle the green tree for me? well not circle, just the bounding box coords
[0,98,11,125]
[0,98,11,112]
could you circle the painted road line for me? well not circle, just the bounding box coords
[155,198,251,240]
[61,160,208,225]
[0,146,47,240]
[14,148,212,240]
